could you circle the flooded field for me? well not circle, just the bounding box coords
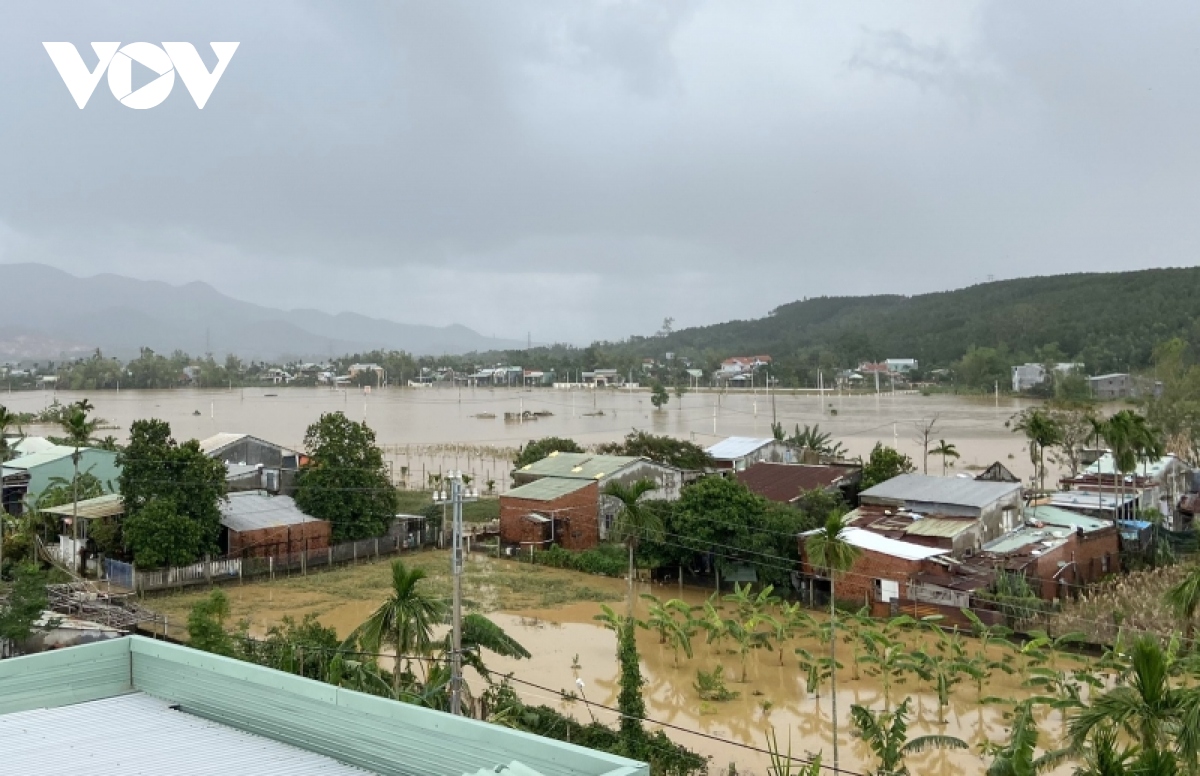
[6,386,1048,490]
[148,553,1085,775]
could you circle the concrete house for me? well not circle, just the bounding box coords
[798,526,950,605]
[706,437,796,472]
[0,637,648,776]
[199,433,302,495]
[1060,452,1191,527]
[859,474,1024,548]
[500,479,600,550]
[1011,362,1084,393]
[511,452,682,546]
[5,444,121,504]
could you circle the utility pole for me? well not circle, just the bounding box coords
[434,472,477,716]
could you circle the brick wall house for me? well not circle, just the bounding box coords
[227,519,330,558]
[500,479,600,551]
[798,527,950,606]
[220,492,330,558]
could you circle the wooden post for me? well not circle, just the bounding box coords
[353,542,357,564]
[375,538,379,560]
[328,546,332,568]
[205,554,213,585]
[270,555,274,582]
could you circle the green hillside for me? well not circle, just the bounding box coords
[443,267,1200,389]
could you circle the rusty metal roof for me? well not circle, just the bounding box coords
[903,517,976,539]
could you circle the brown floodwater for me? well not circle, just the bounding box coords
[6,386,1051,489]
[218,570,1082,776]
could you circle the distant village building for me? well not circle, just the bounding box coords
[1088,373,1162,400]
[199,433,301,496]
[884,358,918,374]
[1058,452,1189,527]
[1011,362,1084,393]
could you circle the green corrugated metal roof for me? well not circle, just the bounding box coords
[903,517,975,538]
[505,478,595,501]
[1025,505,1109,533]
[517,453,642,480]
[0,637,648,776]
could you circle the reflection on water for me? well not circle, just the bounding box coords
[6,387,1049,487]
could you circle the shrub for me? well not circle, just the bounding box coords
[531,544,627,577]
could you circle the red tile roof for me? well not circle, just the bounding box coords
[736,462,858,503]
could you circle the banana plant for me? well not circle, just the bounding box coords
[850,698,968,776]
[859,630,920,712]
[914,650,980,725]
[794,646,836,698]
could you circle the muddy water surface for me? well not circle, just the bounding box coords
[8,387,1051,489]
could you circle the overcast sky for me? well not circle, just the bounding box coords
[2,2,1199,345]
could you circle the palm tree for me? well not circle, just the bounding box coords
[931,439,960,475]
[0,404,22,462]
[1012,409,1062,492]
[59,399,98,558]
[1166,569,1200,648]
[804,513,862,774]
[604,478,662,616]
[354,560,445,694]
[1068,636,1197,760]
[850,698,968,776]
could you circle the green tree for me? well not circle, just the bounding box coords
[861,443,915,490]
[931,439,960,475]
[804,513,862,774]
[604,478,662,616]
[295,412,398,541]
[596,430,715,470]
[187,590,234,656]
[0,404,21,462]
[850,698,968,776]
[0,563,48,647]
[1010,408,1062,492]
[354,560,445,693]
[1069,636,1199,761]
[650,381,669,410]
[512,436,584,469]
[982,700,1068,776]
[118,420,227,568]
[616,615,647,756]
[59,399,99,549]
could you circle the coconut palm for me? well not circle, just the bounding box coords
[850,698,968,776]
[0,404,22,462]
[354,560,445,693]
[59,399,99,553]
[931,439,960,475]
[1068,636,1198,760]
[604,478,662,616]
[804,513,862,774]
[1012,409,1063,492]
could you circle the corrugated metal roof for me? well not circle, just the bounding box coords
[983,526,1070,555]
[0,693,370,775]
[1025,505,1109,533]
[1050,490,1138,511]
[464,762,547,776]
[517,452,643,480]
[11,436,58,457]
[705,437,776,460]
[198,432,249,455]
[504,478,595,501]
[736,462,857,503]
[220,492,322,532]
[4,445,96,469]
[803,526,948,561]
[860,474,1021,509]
[0,637,649,776]
[902,517,975,538]
[41,493,125,520]
[1084,453,1180,480]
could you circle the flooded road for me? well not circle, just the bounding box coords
[6,386,1047,489]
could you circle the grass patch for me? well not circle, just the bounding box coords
[394,489,501,523]
[143,550,622,637]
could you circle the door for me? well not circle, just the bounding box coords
[878,579,900,603]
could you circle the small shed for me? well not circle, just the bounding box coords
[200,433,300,495]
[219,491,330,558]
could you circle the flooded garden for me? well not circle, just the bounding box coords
[147,551,1104,774]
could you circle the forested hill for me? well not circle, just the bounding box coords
[646,267,1200,376]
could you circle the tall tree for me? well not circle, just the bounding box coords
[119,420,227,568]
[804,513,861,775]
[913,416,940,475]
[354,560,445,694]
[59,399,99,553]
[0,404,21,463]
[596,430,715,470]
[604,478,662,616]
[295,412,399,541]
[1010,408,1062,492]
[616,615,647,756]
[931,440,960,476]
[649,381,669,410]
[860,444,915,490]
[512,436,584,469]
[0,563,48,649]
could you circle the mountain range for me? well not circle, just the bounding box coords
[0,264,524,361]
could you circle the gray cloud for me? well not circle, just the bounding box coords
[2,1,1199,344]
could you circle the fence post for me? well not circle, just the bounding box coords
[375,538,379,559]
[328,546,332,568]
[353,543,357,564]
[270,555,274,582]
[205,554,213,585]
[133,563,138,595]
[239,560,243,585]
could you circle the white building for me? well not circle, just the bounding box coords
[1011,362,1084,393]
[885,359,918,374]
